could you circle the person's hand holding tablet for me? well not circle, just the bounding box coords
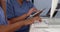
[24,16,42,25]
[27,7,46,17]
[25,7,46,25]
[27,8,37,16]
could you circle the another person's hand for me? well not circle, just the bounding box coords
[24,16,42,26]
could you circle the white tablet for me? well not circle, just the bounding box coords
[30,8,46,17]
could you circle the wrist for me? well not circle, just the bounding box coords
[26,13,29,17]
[23,20,28,26]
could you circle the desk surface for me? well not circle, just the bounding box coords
[29,27,60,32]
[29,17,60,32]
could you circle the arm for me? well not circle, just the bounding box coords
[0,19,31,32]
[0,16,41,32]
[0,21,25,32]
[8,14,28,24]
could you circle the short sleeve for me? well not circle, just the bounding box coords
[0,7,8,25]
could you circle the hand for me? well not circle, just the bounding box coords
[27,8,37,16]
[24,16,42,25]
[32,16,42,22]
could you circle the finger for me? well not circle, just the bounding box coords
[39,18,42,22]
[33,9,38,12]
[37,17,42,22]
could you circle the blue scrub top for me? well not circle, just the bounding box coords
[7,0,34,19]
[0,6,8,25]
[7,0,34,32]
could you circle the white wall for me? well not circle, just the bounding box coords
[58,0,60,3]
[34,0,52,16]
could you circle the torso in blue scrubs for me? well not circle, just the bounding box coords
[0,6,8,25]
[7,0,33,32]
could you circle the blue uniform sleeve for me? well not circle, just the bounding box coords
[6,0,15,19]
[0,7,8,25]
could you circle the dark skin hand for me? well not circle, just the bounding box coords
[24,16,42,25]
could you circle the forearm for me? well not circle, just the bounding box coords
[6,22,24,32]
[0,21,25,32]
[0,18,33,32]
[9,14,28,24]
